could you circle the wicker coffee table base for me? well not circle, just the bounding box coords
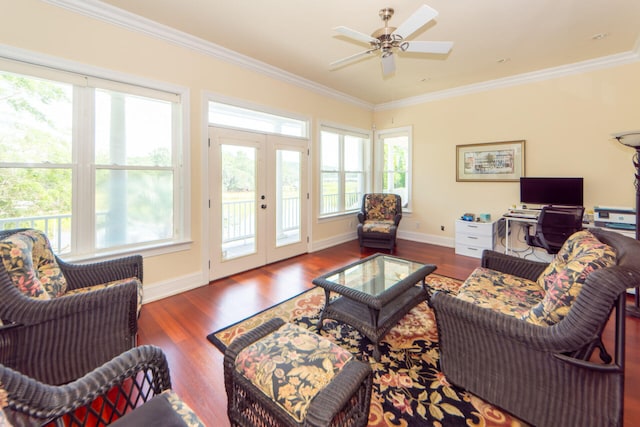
[318,285,428,360]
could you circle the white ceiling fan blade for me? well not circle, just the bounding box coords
[333,26,378,45]
[403,40,453,54]
[330,50,374,68]
[393,4,439,40]
[381,53,396,76]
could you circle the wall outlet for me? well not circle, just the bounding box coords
[415,221,420,229]
[440,225,445,231]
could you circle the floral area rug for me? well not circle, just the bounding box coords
[208,274,528,427]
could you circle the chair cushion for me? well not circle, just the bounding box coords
[234,322,353,423]
[364,194,398,221]
[522,230,617,325]
[0,233,50,300]
[362,220,395,233]
[64,278,144,316]
[457,267,545,318]
[109,390,204,427]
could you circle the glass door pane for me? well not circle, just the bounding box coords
[275,149,301,247]
[221,144,256,260]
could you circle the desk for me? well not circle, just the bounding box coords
[503,213,636,255]
[503,215,537,255]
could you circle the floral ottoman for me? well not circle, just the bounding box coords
[224,318,373,427]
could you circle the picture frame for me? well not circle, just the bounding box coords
[456,140,525,182]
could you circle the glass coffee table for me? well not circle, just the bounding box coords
[312,253,437,360]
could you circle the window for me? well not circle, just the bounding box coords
[375,127,411,209]
[319,125,370,216]
[0,58,185,256]
[209,101,307,138]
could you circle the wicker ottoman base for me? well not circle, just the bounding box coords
[224,318,373,427]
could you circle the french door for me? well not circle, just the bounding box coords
[209,127,308,280]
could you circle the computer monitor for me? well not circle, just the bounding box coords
[520,177,584,207]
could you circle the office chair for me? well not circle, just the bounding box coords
[525,206,585,254]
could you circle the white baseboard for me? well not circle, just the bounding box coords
[142,272,207,304]
[311,230,455,252]
[398,230,455,248]
[143,231,454,303]
[311,231,357,252]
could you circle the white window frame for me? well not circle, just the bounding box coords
[0,48,191,260]
[208,100,308,139]
[375,126,412,211]
[318,123,371,218]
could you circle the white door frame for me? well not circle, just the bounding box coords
[208,126,309,281]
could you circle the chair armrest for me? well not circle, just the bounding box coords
[394,213,402,226]
[0,277,138,326]
[1,345,171,425]
[58,254,143,290]
[481,250,548,281]
[357,212,365,224]
[0,276,139,384]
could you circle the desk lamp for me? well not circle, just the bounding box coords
[613,130,640,317]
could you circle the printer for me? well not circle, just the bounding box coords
[594,206,636,231]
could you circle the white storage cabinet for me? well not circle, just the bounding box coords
[455,219,497,258]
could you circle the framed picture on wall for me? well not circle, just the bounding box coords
[456,140,525,182]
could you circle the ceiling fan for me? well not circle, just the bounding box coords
[331,4,453,76]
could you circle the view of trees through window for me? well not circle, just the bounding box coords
[319,127,369,216]
[0,71,73,250]
[0,66,181,255]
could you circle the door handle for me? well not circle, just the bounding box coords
[261,204,267,209]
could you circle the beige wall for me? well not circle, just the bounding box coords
[375,62,640,239]
[2,1,638,296]
[1,0,372,294]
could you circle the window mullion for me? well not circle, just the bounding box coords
[73,86,96,255]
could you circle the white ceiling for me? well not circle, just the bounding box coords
[93,0,640,105]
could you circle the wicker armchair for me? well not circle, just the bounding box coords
[431,228,640,427]
[357,193,402,253]
[0,345,204,426]
[0,228,143,385]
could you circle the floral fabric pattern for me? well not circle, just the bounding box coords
[0,233,51,300]
[364,194,399,221]
[362,220,395,234]
[0,230,67,299]
[64,278,144,316]
[522,230,616,325]
[456,231,617,326]
[211,274,529,427]
[162,390,205,427]
[235,322,354,423]
[456,267,544,317]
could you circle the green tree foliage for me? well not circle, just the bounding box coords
[0,71,72,219]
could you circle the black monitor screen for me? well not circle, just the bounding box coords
[520,177,584,207]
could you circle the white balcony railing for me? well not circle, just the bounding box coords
[1,196,303,253]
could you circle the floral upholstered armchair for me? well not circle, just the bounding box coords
[431,229,640,427]
[357,193,402,253]
[0,228,143,385]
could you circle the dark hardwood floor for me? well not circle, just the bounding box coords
[137,239,640,426]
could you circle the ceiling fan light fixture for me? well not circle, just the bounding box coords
[331,4,454,75]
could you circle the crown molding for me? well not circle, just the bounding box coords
[375,47,640,111]
[41,0,640,112]
[41,0,374,111]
